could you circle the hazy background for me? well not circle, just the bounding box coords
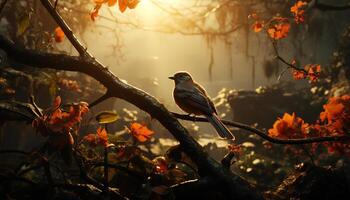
[54,0,342,113]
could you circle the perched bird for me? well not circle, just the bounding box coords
[169,71,235,140]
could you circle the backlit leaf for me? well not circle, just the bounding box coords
[95,111,120,124]
[17,12,31,36]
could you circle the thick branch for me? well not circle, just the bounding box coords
[0,34,260,199]
[0,100,39,122]
[172,113,350,145]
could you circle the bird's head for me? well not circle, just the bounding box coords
[169,71,193,84]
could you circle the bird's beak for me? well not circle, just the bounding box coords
[168,76,174,80]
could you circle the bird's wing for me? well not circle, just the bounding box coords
[194,82,217,114]
[176,85,214,115]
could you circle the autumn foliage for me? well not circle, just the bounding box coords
[129,122,155,142]
[290,1,307,24]
[268,112,309,139]
[91,0,140,21]
[269,95,350,155]
[292,64,321,82]
[248,1,324,83]
[54,27,65,43]
[83,127,109,147]
[32,96,89,149]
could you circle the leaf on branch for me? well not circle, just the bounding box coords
[83,127,109,147]
[305,64,321,82]
[32,96,89,137]
[95,110,120,124]
[108,0,117,7]
[268,113,309,139]
[90,0,140,21]
[291,1,307,24]
[54,27,65,43]
[129,122,154,142]
[267,17,290,40]
[269,96,350,155]
[292,64,321,82]
[292,70,307,80]
[252,21,264,33]
[90,2,102,21]
[16,12,32,36]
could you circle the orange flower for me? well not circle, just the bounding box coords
[129,122,154,142]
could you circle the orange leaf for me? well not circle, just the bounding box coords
[252,21,264,32]
[53,96,62,110]
[292,70,306,80]
[97,127,108,147]
[118,0,127,12]
[291,1,307,24]
[108,0,117,6]
[127,0,140,9]
[267,19,290,40]
[268,113,308,138]
[84,134,97,145]
[129,122,154,142]
[90,3,102,21]
[54,27,65,43]
[84,127,108,147]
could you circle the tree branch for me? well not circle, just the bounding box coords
[171,112,350,145]
[0,100,40,122]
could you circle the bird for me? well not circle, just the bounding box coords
[169,71,235,140]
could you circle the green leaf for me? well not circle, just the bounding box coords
[16,12,32,37]
[95,111,120,124]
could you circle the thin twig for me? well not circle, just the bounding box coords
[40,0,91,57]
[89,92,111,108]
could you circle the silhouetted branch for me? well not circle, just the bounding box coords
[89,92,111,108]
[221,151,235,169]
[171,112,350,145]
[0,100,39,122]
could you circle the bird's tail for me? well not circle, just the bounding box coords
[206,113,235,140]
